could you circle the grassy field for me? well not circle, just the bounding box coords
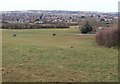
[2,28,118,82]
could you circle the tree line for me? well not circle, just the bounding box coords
[2,23,70,29]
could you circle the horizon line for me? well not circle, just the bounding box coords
[1,9,118,13]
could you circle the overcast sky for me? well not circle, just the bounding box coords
[0,0,119,12]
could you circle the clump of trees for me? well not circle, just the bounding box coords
[80,21,92,34]
[96,27,119,48]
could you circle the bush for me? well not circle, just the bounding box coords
[96,27,118,48]
[80,21,92,34]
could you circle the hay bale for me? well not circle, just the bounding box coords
[13,34,16,37]
[52,34,56,36]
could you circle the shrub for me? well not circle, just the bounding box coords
[96,27,118,48]
[80,21,92,34]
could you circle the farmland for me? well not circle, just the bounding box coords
[2,28,118,82]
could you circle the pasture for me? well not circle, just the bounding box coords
[2,28,118,82]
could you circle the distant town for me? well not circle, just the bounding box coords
[1,10,118,30]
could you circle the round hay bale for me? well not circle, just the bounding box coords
[13,34,16,37]
[52,34,56,36]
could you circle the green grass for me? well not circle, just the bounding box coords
[2,28,118,82]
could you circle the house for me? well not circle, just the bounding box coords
[34,21,43,24]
